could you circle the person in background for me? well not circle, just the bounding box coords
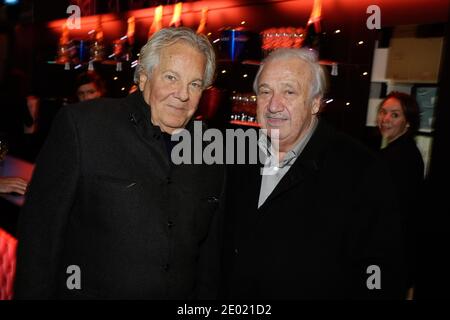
[222,48,408,299]
[14,27,224,299]
[376,91,424,299]
[75,71,106,102]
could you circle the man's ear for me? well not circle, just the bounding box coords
[138,73,148,92]
[311,97,321,115]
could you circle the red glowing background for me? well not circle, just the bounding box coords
[47,0,449,42]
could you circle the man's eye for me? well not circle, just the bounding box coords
[259,90,270,95]
[392,113,398,118]
[165,74,176,81]
[191,82,202,89]
[286,90,295,95]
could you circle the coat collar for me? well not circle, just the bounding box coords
[122,91,204,169]
[124,90,150,123]
[383,132,414,150]
[123,90,196,137]
[257,118,335,210]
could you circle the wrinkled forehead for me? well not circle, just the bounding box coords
[156,42,206,74]
[160,41,205,61]
[259,57,313,86]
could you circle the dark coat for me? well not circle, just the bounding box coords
[379,133,424,286]
[222,120,408,299]
[379,134,424,206]
[14,92,225,299]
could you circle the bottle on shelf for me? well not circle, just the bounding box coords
[148,5,163,39]
[197,7,208,34]
[56,22,70,64]
[126,16,135,60]
[169,2,183,28]
[303,0,322,53]
[89,16,105,62]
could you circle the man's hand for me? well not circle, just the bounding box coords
[0,177,28,195]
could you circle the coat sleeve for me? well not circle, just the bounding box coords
[14,107,81,299]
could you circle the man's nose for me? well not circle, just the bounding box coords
[268,94,284,113]
[174,83,189,102]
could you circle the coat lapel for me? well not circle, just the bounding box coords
[259,159,319,211]
[124,91,170,174]
[257,119,333,212]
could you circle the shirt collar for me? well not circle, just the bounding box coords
[259,117,319,168]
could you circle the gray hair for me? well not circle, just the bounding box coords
[253,48,327,103]
[134,27,216,88]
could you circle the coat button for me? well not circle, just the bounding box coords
[167,221,174,228]
[162,264,170,272]
[166,177,172,184]
[234,248,239,255]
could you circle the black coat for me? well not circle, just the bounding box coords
[222,120,408,299]
[379,134,424,207]
[379,133,424,286]
[14,92,225,299]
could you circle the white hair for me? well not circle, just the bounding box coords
[134,27,216,88]
[253,48,327,103]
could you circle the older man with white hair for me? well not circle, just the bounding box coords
[222,48,408,299]
[15,27,224,299]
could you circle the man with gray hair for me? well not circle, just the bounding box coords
[15,27,224,299]
[222,48,408,299]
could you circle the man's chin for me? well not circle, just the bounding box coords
[160,118,189,133]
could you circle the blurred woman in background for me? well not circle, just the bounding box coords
[376,91,424,299]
